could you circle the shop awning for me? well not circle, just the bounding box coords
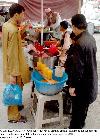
[18,0,82,21]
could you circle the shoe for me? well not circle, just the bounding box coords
[18,105,24,111]
[8,116,27,123]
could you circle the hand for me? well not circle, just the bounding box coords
[58,47,61,51]
[69,87,76,96]
[56,41,61,47]
[10,75,16,84]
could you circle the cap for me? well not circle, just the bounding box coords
[45,8,51,13]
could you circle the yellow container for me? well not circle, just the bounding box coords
[41,64,46,71]
[42,67,49,78]
[47,69,52,80]
[37,61,43,70]
[37,61,52,80]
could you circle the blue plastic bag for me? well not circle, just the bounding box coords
[3,84,22,106]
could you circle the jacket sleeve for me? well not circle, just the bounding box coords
[65,46,84,88]
[84,43,97,79]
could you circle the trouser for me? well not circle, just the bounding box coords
[69,96,89,129]
[8,76,24,121]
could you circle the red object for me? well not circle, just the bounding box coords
[37,45,44,52]
[34,41,39,45]
[34,41,44,52]
[29,25,33,29]
[44,41,57,46]
[48,44,58,56]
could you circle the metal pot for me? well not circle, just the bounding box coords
[43,56,57,69]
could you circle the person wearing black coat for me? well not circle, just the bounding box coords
[65,14,98,129]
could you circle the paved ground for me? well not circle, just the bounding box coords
[0,33,100,129]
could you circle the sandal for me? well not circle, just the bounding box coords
[8,120,18,123]
[8,116,27,123]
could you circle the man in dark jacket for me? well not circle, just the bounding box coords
[65,14,98,129]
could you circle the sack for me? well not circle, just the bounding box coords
[3,84,22,106]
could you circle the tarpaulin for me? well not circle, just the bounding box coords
[18,0,81,21]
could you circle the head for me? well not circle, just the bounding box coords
[71,14,87,35]
[9,3,25,25]
[45,8,52,17]
[60,20,68,32]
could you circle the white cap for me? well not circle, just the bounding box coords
[45,8,51,13]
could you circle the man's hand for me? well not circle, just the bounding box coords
[10,75,16,84]
[69,87,76,96]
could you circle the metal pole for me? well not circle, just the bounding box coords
[78,0,83,14]
[41,0,43,45]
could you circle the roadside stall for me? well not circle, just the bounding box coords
[18,0,81,69]
[19,20,69,128]
[17,0,82,128]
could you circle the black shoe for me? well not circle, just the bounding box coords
[18,105,24,111]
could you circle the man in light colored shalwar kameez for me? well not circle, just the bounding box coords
[44,8,62,40]
[2,3,30,123]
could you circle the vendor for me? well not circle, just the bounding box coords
[55,20,70,66]
[44,8,62,40]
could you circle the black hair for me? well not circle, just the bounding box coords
[9,3,25,18]
[60,20,68,29]
[71,14,87,29]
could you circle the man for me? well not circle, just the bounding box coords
[2,3,30,123]
[44,8,62,39]
[65,14,98,129]
[59,20,70,66]
[54,20,70,67]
